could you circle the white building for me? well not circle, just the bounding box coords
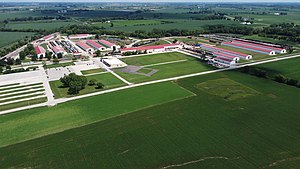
[102,57,127,68]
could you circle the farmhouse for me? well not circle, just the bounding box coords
[86,40,106,51]
[98,40,120,51]
[120,44,181,54]
[35,46,46,58]
[76,41,94,53]
[69,34,94,40]
[102,57,127,68]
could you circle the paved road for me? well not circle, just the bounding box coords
[1,53,300,115]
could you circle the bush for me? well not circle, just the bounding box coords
[274,74,287,83]
[60,73,87,94]
[88,79,98,86]
[286,78,299,87]
[96,82,104,89]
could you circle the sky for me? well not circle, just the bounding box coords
[1,0,300,2]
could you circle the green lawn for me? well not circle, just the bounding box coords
[120,52,188,66]
[0,82,193,148]
[0,32,35,48]
[50,73,126,98]
[1,69,300,168]
[117,52,213,83]
[142,39,170,46]
[0,97,47,112]
[81,68,104,75]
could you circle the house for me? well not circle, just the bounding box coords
[76,41,94,53]
[120,44,181,54]
[35,46,46,58]
[86,40,106,51]
[102,57,127,68]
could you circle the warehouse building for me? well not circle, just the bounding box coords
[51,46,66,56]
[98,40,120,51]
[102,57,127,68]
[35,46,46,58]
[222,41,276,55]
[120,44,181,54]
[76,41,94,53]
[86,40,106,51]
[69,34,94,40]
[231,40,286,54]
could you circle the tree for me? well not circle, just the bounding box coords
[57,53,63,59]
[60,73,88,94]
[19,51,26,60]
[45,52,52,61]
[15,58,22,65]
[274,74,287,83]
[53,58,59,64]
[39,54,44,60]
[88,79,98,86]
[31,54,38,61]
[96,82,104,89]
[0,66,3,73]
[286,78,299,86]
[95,50,101,57]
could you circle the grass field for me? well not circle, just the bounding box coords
[0,31,35,48]
[93,19,238,32]
[6,20,79,30]
[142,39,170,46]
[1,68,300,168]
[255,57,300,80]
[81,68,104,75]
[117,52,213,83]
[50,73,126,98]
[0,82,193,148]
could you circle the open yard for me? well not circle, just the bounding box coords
[1,67,300,168]
[50,72,126,98]
[116,52,213,83]
[0,32,35,48]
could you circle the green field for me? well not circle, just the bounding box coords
[93,19,238,32]
[45,62,75,69]
[6,20,79,30]
[117,52,213,83]
[0,31,35,48]
[0,82,193,148]
[81,68,104,75]
[1,67,300,168]
[255,57,300,80]
[50,73,125,98]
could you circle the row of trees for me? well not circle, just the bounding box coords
[240,66,300,88]
[3,16,69,23]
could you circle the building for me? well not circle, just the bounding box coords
[212,52,240,61]
[232,40,286,54]
[51,46,66,56]
[35,46,46,58]
[98,40,120,51]
[222,41,276,55]
[213,57,236,66]
[102,57,127,68]
[200,44,252,60]
[69,34,94,40]
[43,34,55,42]
[86,40,106,51]
[120,44,181,54]
[76,41,94,53]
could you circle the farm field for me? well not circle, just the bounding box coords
[241,35,298,46]
[171,37,214,45]
[50,73,125,98]
[0,31,35,48]
[93,19,238,32]
[0,82,193,148]
[117,52,213,83]
[255,57,300,79]
[6,20,79,30]
[1,69,300,168]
